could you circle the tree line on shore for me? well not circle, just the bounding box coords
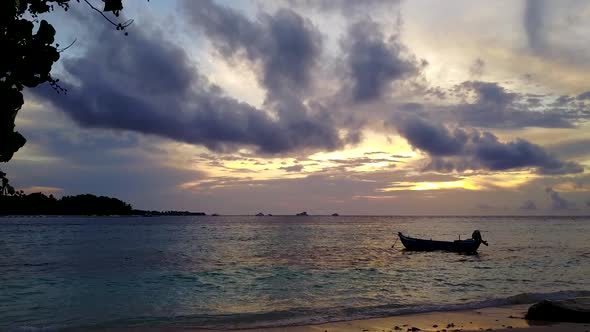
[0,192,207,216]
[1,172,207,216]
[0,192,134,215]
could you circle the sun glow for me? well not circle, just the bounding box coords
[382,180,480,191]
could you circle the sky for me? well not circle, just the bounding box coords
[6,0,590,215]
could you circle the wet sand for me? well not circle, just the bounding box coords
[250,304,589,332]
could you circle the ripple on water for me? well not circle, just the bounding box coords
[1,216,589,330]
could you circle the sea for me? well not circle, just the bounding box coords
[1,216,589,331]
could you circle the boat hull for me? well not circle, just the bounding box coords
[398,232,481,253]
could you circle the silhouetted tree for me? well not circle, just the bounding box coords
[1,0,141,188]
[0,171,16,196]
[2,0,126,162]
[0,191,133,215]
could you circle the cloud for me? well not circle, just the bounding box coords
[524,0,546,53]
[19,186,64,194]
[279,164,304,172]
[520,200,537,210]
[393,116,584,174]
[545,187,571,210]
[341,19,423,102]
[577,91,590,100]
[453,81,575,128]
[285,0,399,16]
[469,58,486,77]
[184,0,321,100]
[395,117,467,156]
[31,14,344,155]
[3,126,206,210]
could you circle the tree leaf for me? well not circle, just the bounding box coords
[103,0,123,16]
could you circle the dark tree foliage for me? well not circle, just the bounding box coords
[0,192,133,215]
[0,0,129,163]
[1,171,15,196]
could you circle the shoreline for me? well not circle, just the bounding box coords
[249,304,588,332]
[97,303,590,332]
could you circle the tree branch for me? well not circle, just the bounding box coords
[82,0,134,29]
[57,38,77,53]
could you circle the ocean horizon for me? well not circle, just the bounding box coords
[1,216,589,330]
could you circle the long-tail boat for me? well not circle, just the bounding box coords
[398,230,488,253]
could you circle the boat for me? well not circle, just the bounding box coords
[397,230,488,253]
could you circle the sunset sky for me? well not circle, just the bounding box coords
[7,0,590,215]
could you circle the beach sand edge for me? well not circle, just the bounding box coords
[246,304,589,332]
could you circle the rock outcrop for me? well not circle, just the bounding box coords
[525,298,590,323]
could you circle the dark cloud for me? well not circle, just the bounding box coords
[279,164,304,172]
[545,187,571,210]
[399,81,588,130]
[521,1,590,68]
[552,95,574,106]
[524,0,546,53]
[453,81,575,128]
[577,91,590,100]
[341,19,422,102]
[520,200,537,210]
[393,116,583,174]
[32,14,343,155]
[184,0,321,99]
[395,116,467,156]
[177,0,347,153]
[363,151,388,155]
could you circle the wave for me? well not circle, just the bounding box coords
[31,289,584,331]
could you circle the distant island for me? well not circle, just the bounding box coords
[0,192,205,216]
[133,210,206,216]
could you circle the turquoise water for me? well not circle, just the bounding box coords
[1,216,589,330]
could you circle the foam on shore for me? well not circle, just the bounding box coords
[254,303,589,332]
